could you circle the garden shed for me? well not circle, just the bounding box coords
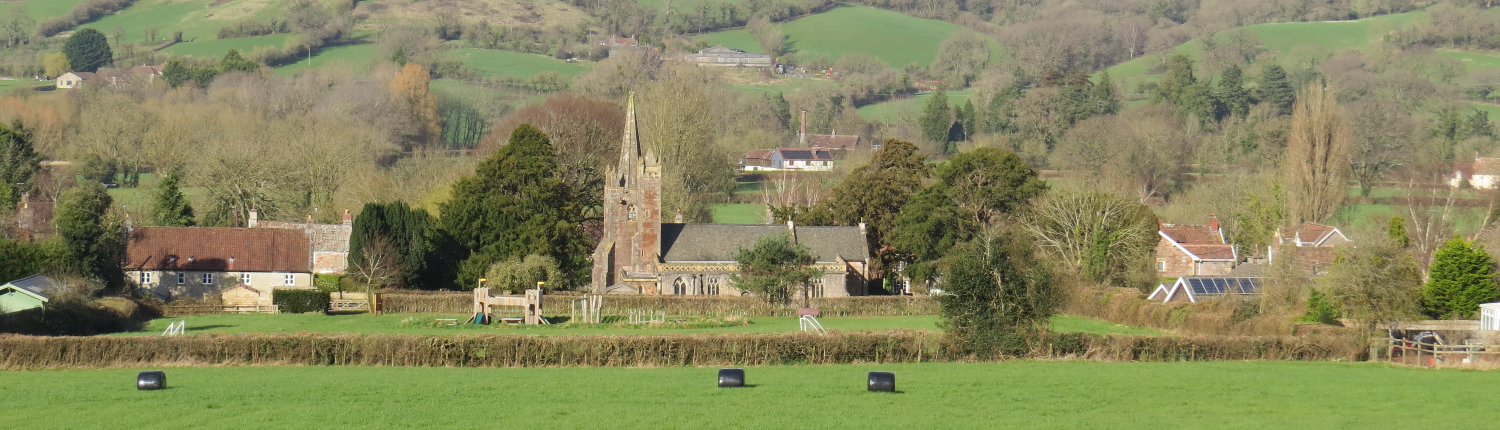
[0,274,59,313]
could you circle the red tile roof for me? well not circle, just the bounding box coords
[1182,245,1236,260]
[126,227,310,272]
[1279,222,1337,246]
[1160,224,1222,244]
[1476,158,1500,176]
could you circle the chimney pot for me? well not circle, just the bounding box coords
[342,209,352,225]
[248,209,259,228]
[1209,214,1220,233]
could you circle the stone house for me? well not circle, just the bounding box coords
[12,193,52,242]
[592,94,870,297]
[1155,216,1237,278]
[249,209,353,274]
[125,227,315,301]
[56,65,163,89]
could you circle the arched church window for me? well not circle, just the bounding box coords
[628,205,638,220]
[672,277,687,295]
[809,277,825,298]
[706,277,721,296]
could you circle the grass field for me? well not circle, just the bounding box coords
[453,48,594,78]
[22,0,91,22]
[857,89,974,123]
[710,203,767,224]
[695,5,965,68]
[2,361,1495,428]
[77,0,287,44]
[121,314,1157,337]
[273,44,381,75]
[160,34,294,59]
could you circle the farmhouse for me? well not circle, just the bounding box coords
[125,227,316,301]
[684,45,773,67]
[1450,157,1500,189]
[739,147,835,171]
[1268,222,1351,275]
[599,35,640,57]
[0,274,60,313]
[1147,276,1263,303]
[1155,216,1237,277]
[592,95,870,296]
[55,65,163,89]
[248,209,354,274]
[55,71,95,89]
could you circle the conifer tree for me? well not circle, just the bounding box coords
[1422,237,1500,319]
[919,88,952,145]
[1256,64,1295,116]
[1091,70,1120,116]
[151,171,195,227]
[1217,64,1250,118]
[956,99,978,142]
[984,84,1021,134]
[1154,54,1195,103]
[0,120,39,208]
[55,182,125,291]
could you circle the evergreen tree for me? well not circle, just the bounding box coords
[62,28,112,73]
[1091,70,1120,116]
[1422,237,1500,319]
[956,99,977,142]
[937,229,1058,356]
[984,83,1022,134]
[218,48,260,74]
[1465,108,1493,139]
[1388,217,1409,249]
[0,120,40,208]
[160,59,191,88]
[440,124,592,289]
[769,92,792,132]
[1056,71,1096,126]
[804,140,930,273]
[1217,64,1250,118]
[151,171,195,227]
[1256,64,1295,116]
[348,201,455,289]
[1175,82,1217,123]
[919,88,952,145]
[54,182,125,291]
[1154,54,1196,103]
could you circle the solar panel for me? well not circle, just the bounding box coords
[1183,277,1265,297]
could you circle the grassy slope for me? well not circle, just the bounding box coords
[857,89,973,122]
[695,4,963,68]
[453,48,594,78]
[710,203,766,224]
[3,362,1497,429]
[82,0,287,45]
[272,44,381,75]
[23,0,91,21]
[161,34,294,59]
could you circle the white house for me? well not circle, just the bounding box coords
[55,72,95,89]
[739,148,835,172]
[1451,157,1500,189]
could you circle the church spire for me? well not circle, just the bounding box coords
[618,92,642,186]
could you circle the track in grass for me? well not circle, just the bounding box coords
[1,362,1495,429]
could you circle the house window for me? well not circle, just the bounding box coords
[672,277,687,295]
[706,277,721,296]
[201,273,214,285]
[176,273,185,284]
[140,272,152,285]
[284,274,296,286]
[241,273,252,285]
[1157,260,1167,272]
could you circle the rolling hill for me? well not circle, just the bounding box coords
[694,4,964,68]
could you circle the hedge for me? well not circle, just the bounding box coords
[0,332,1364,370]
[378,293,940,317]
[273,290,330,314]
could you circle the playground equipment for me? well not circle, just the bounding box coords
[471,284,546,325]
[161,320,185,336]
[572,294,603,324]
[799,315,827,335]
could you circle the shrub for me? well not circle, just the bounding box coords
[315,275,343,293]
[273,290,329,314]
[0,299,147,336]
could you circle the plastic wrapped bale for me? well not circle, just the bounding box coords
[137,371,166,390]
[718,368,745,388]
[867,371,895,392]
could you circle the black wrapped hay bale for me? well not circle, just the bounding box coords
[867,371,894,392]
[137,371,166,390]
[718,368,745,388]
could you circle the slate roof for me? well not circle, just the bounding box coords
[2,274,61,299]
[253,221,352,253]
[777,148,833,161]
[809,134,861,149]
[126,227,310,272]
[659,224,867,263]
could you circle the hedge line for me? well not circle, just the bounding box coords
[378,294,940,317]
[0,332,1362,370]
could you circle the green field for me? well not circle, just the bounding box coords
[121,314,1156,337]
[77,0,287,44]
[453,48,594,78]
[695,5,965,68]
[274,44,382,75]
[3,361,1495,428]
[161,34,294,59]
[710,203,767,224]
[22,0,91,22]
[857,90,973,123]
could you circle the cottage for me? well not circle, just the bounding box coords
[0,274,59,313]
[684,45,773,67]
[1268,222,1351,275]
[249,209,353,274]
[600,35,640,57]
[592,94,870,297]
[1451,157,1500,189]
[1155,216,1237,277]
[739,148,834,171]
[1149,276,1263,303]
[55,71,95,89]
[125,227,315,301]
[56,65,163,89]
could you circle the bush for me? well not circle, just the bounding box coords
[315,275,343,293]
[0,299,148,336]
[273,290,329,313]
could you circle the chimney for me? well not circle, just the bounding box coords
[799,110,807,145]
[858,222,866,236]
[787,219,797,244]
[1209,214,1220,233]
[123,213,133,240]
[247,208,259,228]
[674,210,683,223]
[342,209,352,225]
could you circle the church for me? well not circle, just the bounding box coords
[590,95,872,297]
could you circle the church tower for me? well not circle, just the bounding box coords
[592,93,662,293]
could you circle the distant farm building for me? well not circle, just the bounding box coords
[0,274,60,313]
[1268,222,1351,276]
[1155,216,1237,277]
[1451,157,1500,189]
[600,36,640,57]
[248,209,354,274]
[684,46,772,67]
[56,65,164,89]
[740,148,835,171]
[1148,277,1264,303]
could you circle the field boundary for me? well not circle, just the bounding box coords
[378,294,940,317]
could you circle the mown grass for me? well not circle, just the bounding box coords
[857,89,973,123]
[23,0,91,22]
[710,203,766,224]
[695,4,965,68]
[2,362,1497,429]
[453,48,593,78]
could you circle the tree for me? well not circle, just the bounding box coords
[1091,70,1120,116]
[888,185,970,286]
[1217,64,1250,118]
[160,59,191,88]
[1388,216,1409,249]
[1,3,34,48]
[954,99,977,142]
[730,233,818,306]
[349,234,404,292]
[144,26,159,42]
[1348,96,1415,197]
[983,83,1022,134]
[349,201,448,289]
[44,53,71,78]
[1022,190,1157,287]
[440,125,592,289]
[0,121,40,208]
[484,254,564,294]
[919,88,952,146]
[1257,64,1295,116]
[389,63,441,148]
[1283,83,1352,224]
[747,16,783,60]
[1422,237,1500,319]
[769,92,792,132]
[811,140,930,270]
[151,170,195,227]
[63,28,112,73]
[937,147,1047,225]
[54,182,125,291]
[483,93,625,224]
[219,48,260,74]
[1154,54,1195,103]
[928,31,990,87]
[1327,238,1422,340]
[937,228,1058,356]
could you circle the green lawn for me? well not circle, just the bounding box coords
[453,48,594,78]
[3,362,1497,428]
[1050,315,1163,336]
[274,44,381,75]
[23,0,91,22]
[710,203,767,224]
[857,90,973,123]
[77,0,287,44]
[695,4,967,68]
[160,34,294,59]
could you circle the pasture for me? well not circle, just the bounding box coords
[452,48,594,78]
[22,0,90,22]
[273,44,381,75]
[710,203,767,224]
[857,89,974,123]
[81,0,288,44]
[695,5,965,68]
[1,361,1494,428]
[160,34,295,59]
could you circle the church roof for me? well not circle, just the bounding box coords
[659,224,867,263]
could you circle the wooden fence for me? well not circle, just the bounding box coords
[375,293,940,317]
[1385,337,1500,369]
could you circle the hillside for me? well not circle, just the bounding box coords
[694,4,964,68]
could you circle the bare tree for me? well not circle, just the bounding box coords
[1327,239,1423,342]
[351,235,404,290]
[747,16,784,60]
[1021,189,1157,286]
[1283,83,1352,224]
